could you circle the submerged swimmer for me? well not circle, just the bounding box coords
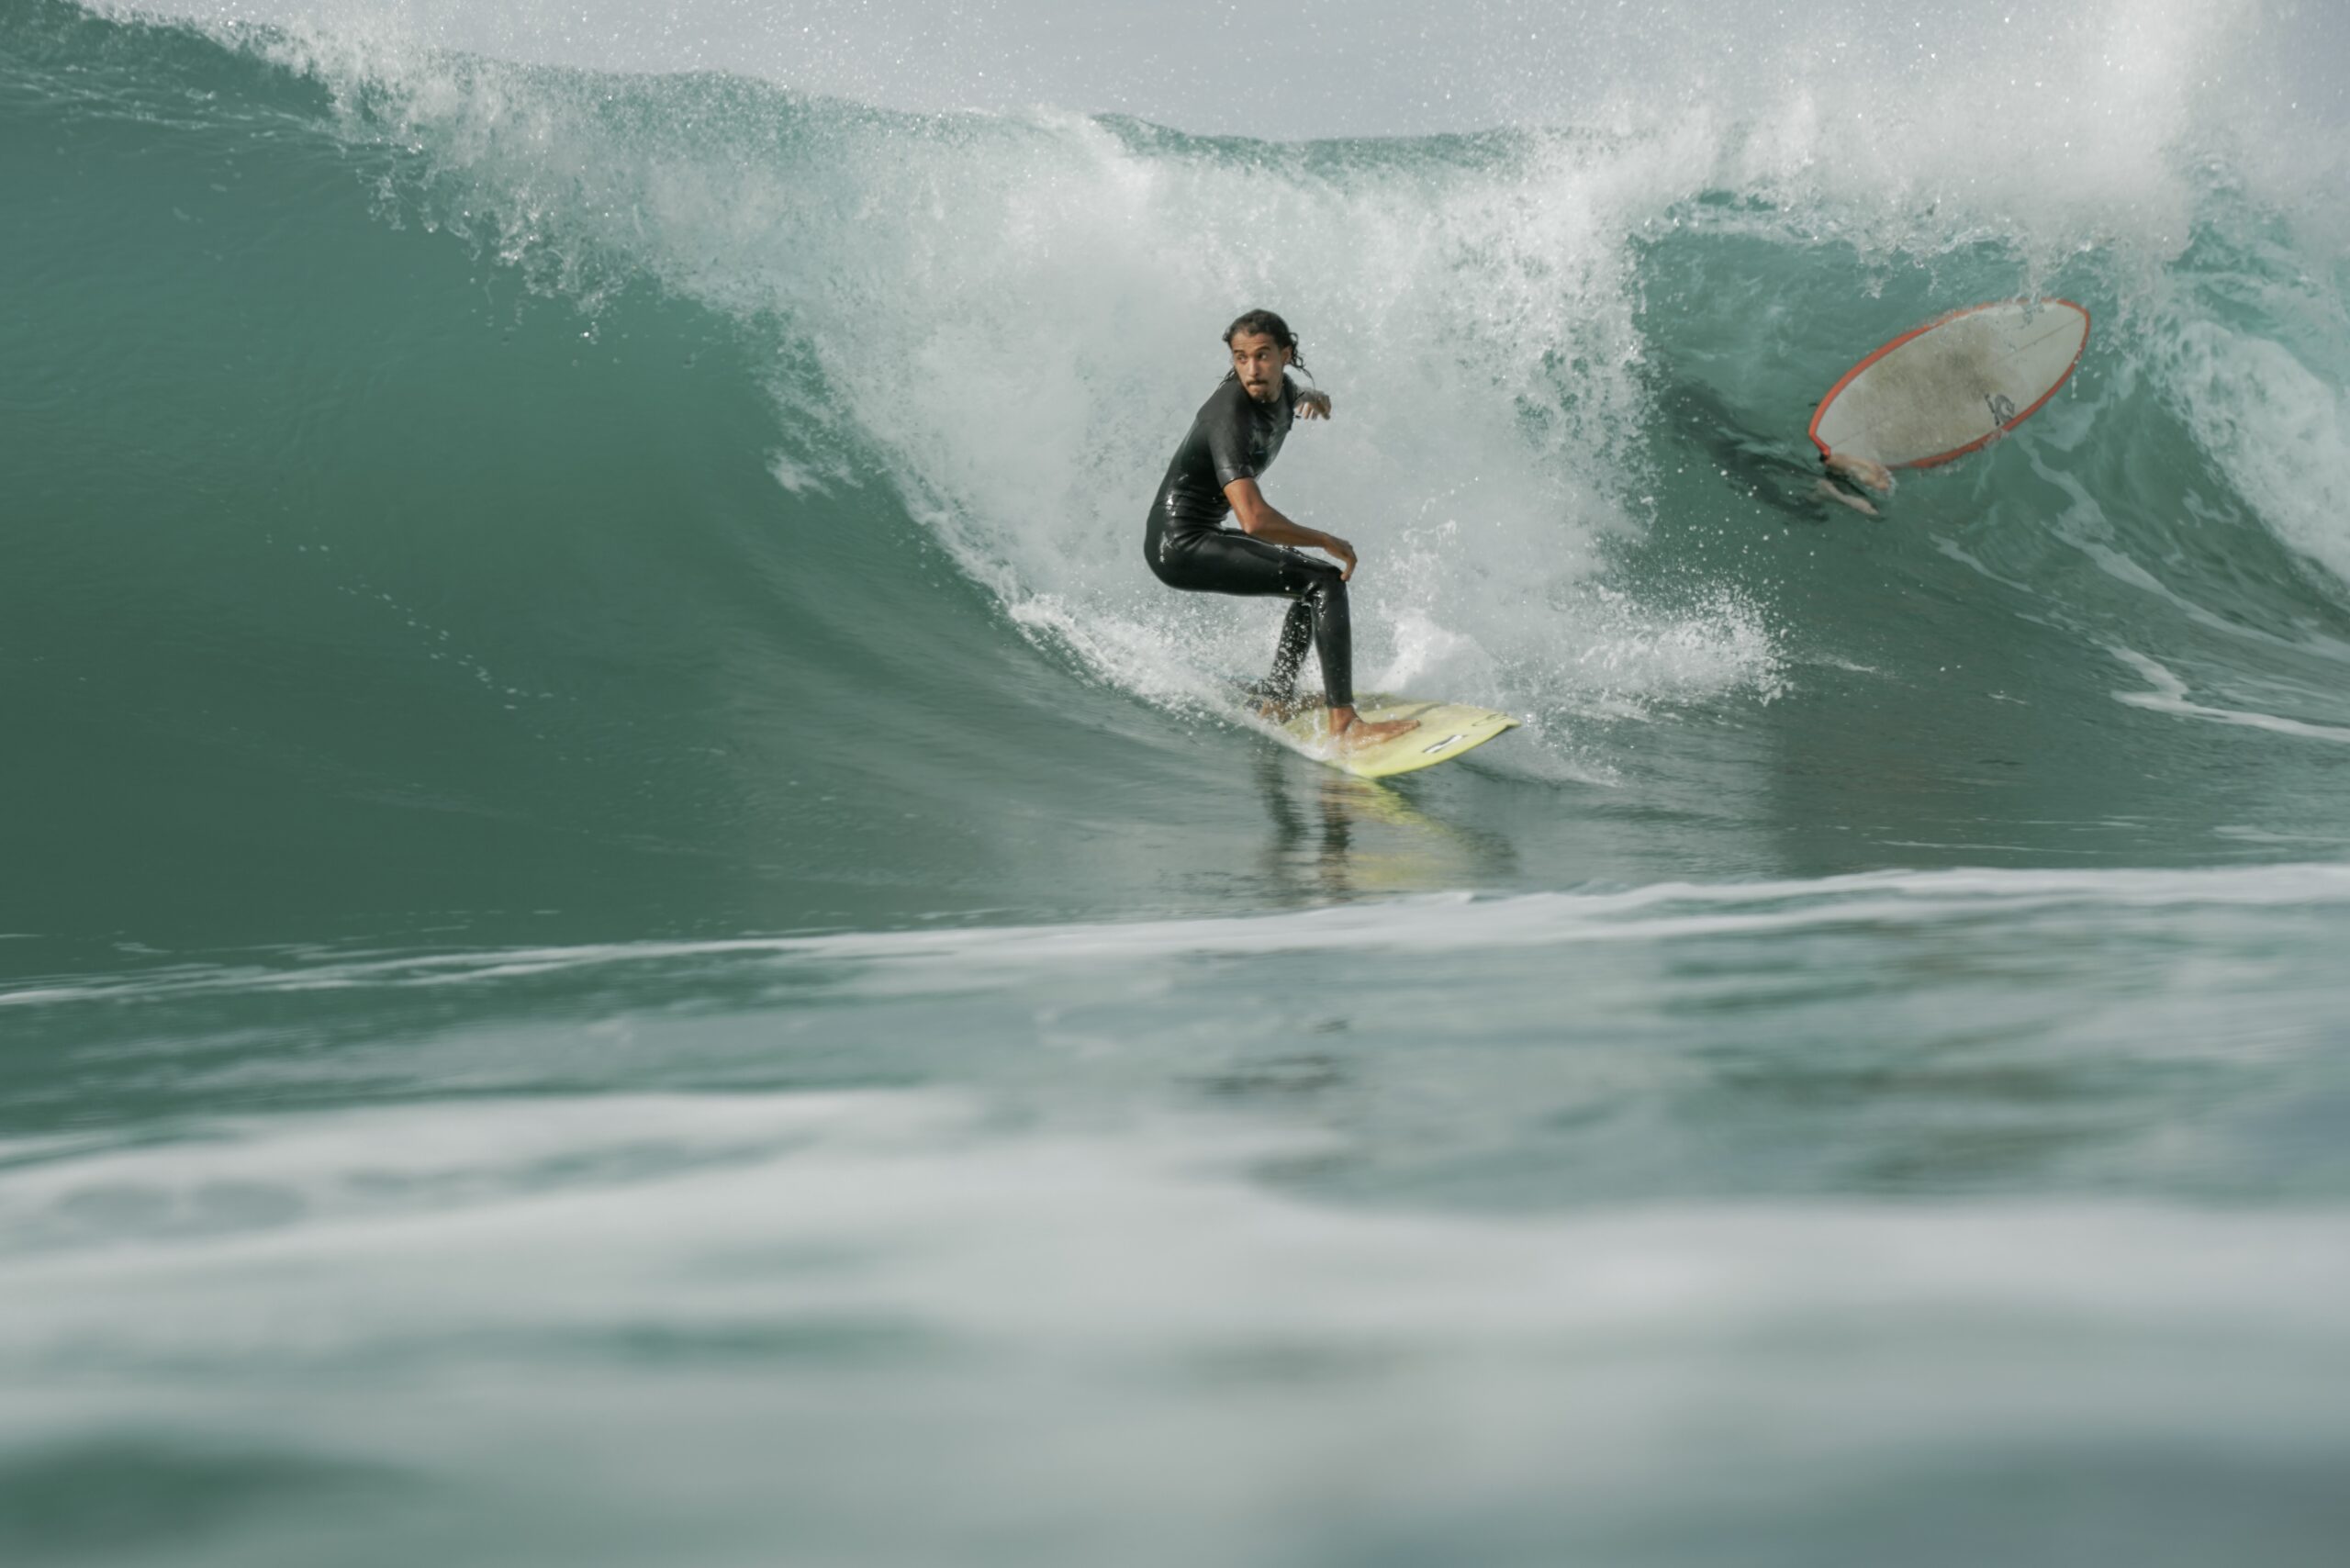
[1143,309,1417,753]
[1819,451,1896,517]
[1656,377,1896,518]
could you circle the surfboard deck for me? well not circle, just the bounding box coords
[1810,297,2090,469]
[1262,692,1519,779]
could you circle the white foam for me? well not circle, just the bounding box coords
[2154,318,2350,589]
[113,0,2344,161]
[4,1087,2345,1363]
[14,861,2350,1014]
[2109,645,2350,743]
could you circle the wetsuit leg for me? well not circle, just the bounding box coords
[1267,599,1315,699]
[1147,527,1353,709]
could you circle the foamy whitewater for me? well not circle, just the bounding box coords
[4,0,2349,1562]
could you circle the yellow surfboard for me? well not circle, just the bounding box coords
[1271,693,1519,779]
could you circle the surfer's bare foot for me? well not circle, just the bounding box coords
[1329,707,1418,750]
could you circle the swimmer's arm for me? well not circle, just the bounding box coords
[1812,478,1881,519]
[1225,477,1356,580]
[1823,450,1894,495]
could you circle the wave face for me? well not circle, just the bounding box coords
[6,1,2350,949]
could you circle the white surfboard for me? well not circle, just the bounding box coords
[1270,693,1518,780]
[1809,297,2090,469]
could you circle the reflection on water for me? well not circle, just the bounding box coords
[1251,750,1517,903]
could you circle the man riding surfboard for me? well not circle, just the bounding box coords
[1143,309,1417,753]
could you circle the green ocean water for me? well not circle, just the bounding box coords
[6,2,2350,1562]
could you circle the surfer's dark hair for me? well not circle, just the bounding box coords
[1223,308,1310,379]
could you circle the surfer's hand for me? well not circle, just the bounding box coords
[1294,389,1332,420]
[1322,533,1357,580]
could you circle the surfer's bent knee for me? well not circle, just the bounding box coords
[1288,551,1344,599]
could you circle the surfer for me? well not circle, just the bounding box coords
[1144,310,1417,752]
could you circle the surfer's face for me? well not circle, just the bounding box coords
[1228,332,1292,402]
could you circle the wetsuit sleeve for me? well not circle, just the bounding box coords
[1205,386,1257,487]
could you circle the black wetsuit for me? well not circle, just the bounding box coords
[1143,374,1352,709]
